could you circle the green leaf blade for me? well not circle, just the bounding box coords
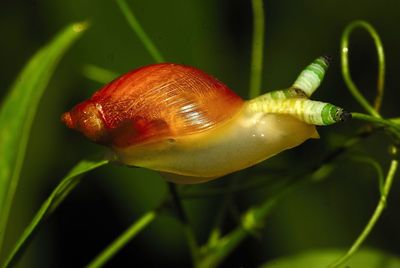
[1,156,108,268]
[0,21,88,253]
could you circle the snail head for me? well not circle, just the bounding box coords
[61,102,109,144]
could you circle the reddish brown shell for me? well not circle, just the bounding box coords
[62,63,244,148]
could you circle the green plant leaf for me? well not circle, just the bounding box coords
[86,210,156,268]
[260,249,400,268]
[82,64,119,84]
[1,156,108,268]
[0,22,88,254]
[115,0,165,63]
[249,0,265,98]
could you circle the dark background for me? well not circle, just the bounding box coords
[1,0,400,267]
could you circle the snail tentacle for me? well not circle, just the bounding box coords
[292,55,331,97]
[247,97,349,125]
[256,87,308,101]
[254,55,331,101]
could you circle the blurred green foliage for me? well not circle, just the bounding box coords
[1,0,400,267]
[261,249,400,268]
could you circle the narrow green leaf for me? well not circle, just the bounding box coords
[0,22,88,254]
[260,249,400,268]
[115,0,165,63]
[249,0,265,98]
[82,64,119,84]
[86,210,155,268]
[1,156,108,268]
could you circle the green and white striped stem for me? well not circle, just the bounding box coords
[247,97,351,125]
[292,55,331,97]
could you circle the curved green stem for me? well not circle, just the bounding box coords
[249,0,265,98]
[206,176,239,248]
[348,155,385,194]
[168,183,199,266]
[341,21,384,118]
[328,159,398,268]
[86,211,156,268]
[196,128,375,267]
[198,174,314,268]
[115,0,165,63]
[351,112,400,133]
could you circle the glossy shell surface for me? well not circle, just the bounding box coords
[64,63,244,147]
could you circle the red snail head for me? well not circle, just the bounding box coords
[61,101,109,143]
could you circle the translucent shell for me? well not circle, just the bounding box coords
[63,64,244,148]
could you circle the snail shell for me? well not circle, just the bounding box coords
[62,60,347,183]
[62,64,243,147]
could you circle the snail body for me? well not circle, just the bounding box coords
[62,57,349,183]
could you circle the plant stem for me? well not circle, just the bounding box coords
[86,211,156,268]
[351,112,400,133]
[249,0,265,98]
[115,0,165,63]
[168,183,199,266]
[348,155,385,194]
[82,65,119,84]
[196,128,376,267]
[390,117,400,124]
[206,176,239,248]
[341,21,384,118]
[1,157,108,268]
[198,176,310,268]
[182,129,372,199]
[371,31,385,112]
[328,159,398,268]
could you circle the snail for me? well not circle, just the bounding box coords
[62,56,350,184]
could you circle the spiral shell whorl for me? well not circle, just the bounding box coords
[61,102,109,143]
[66,64,244,147]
